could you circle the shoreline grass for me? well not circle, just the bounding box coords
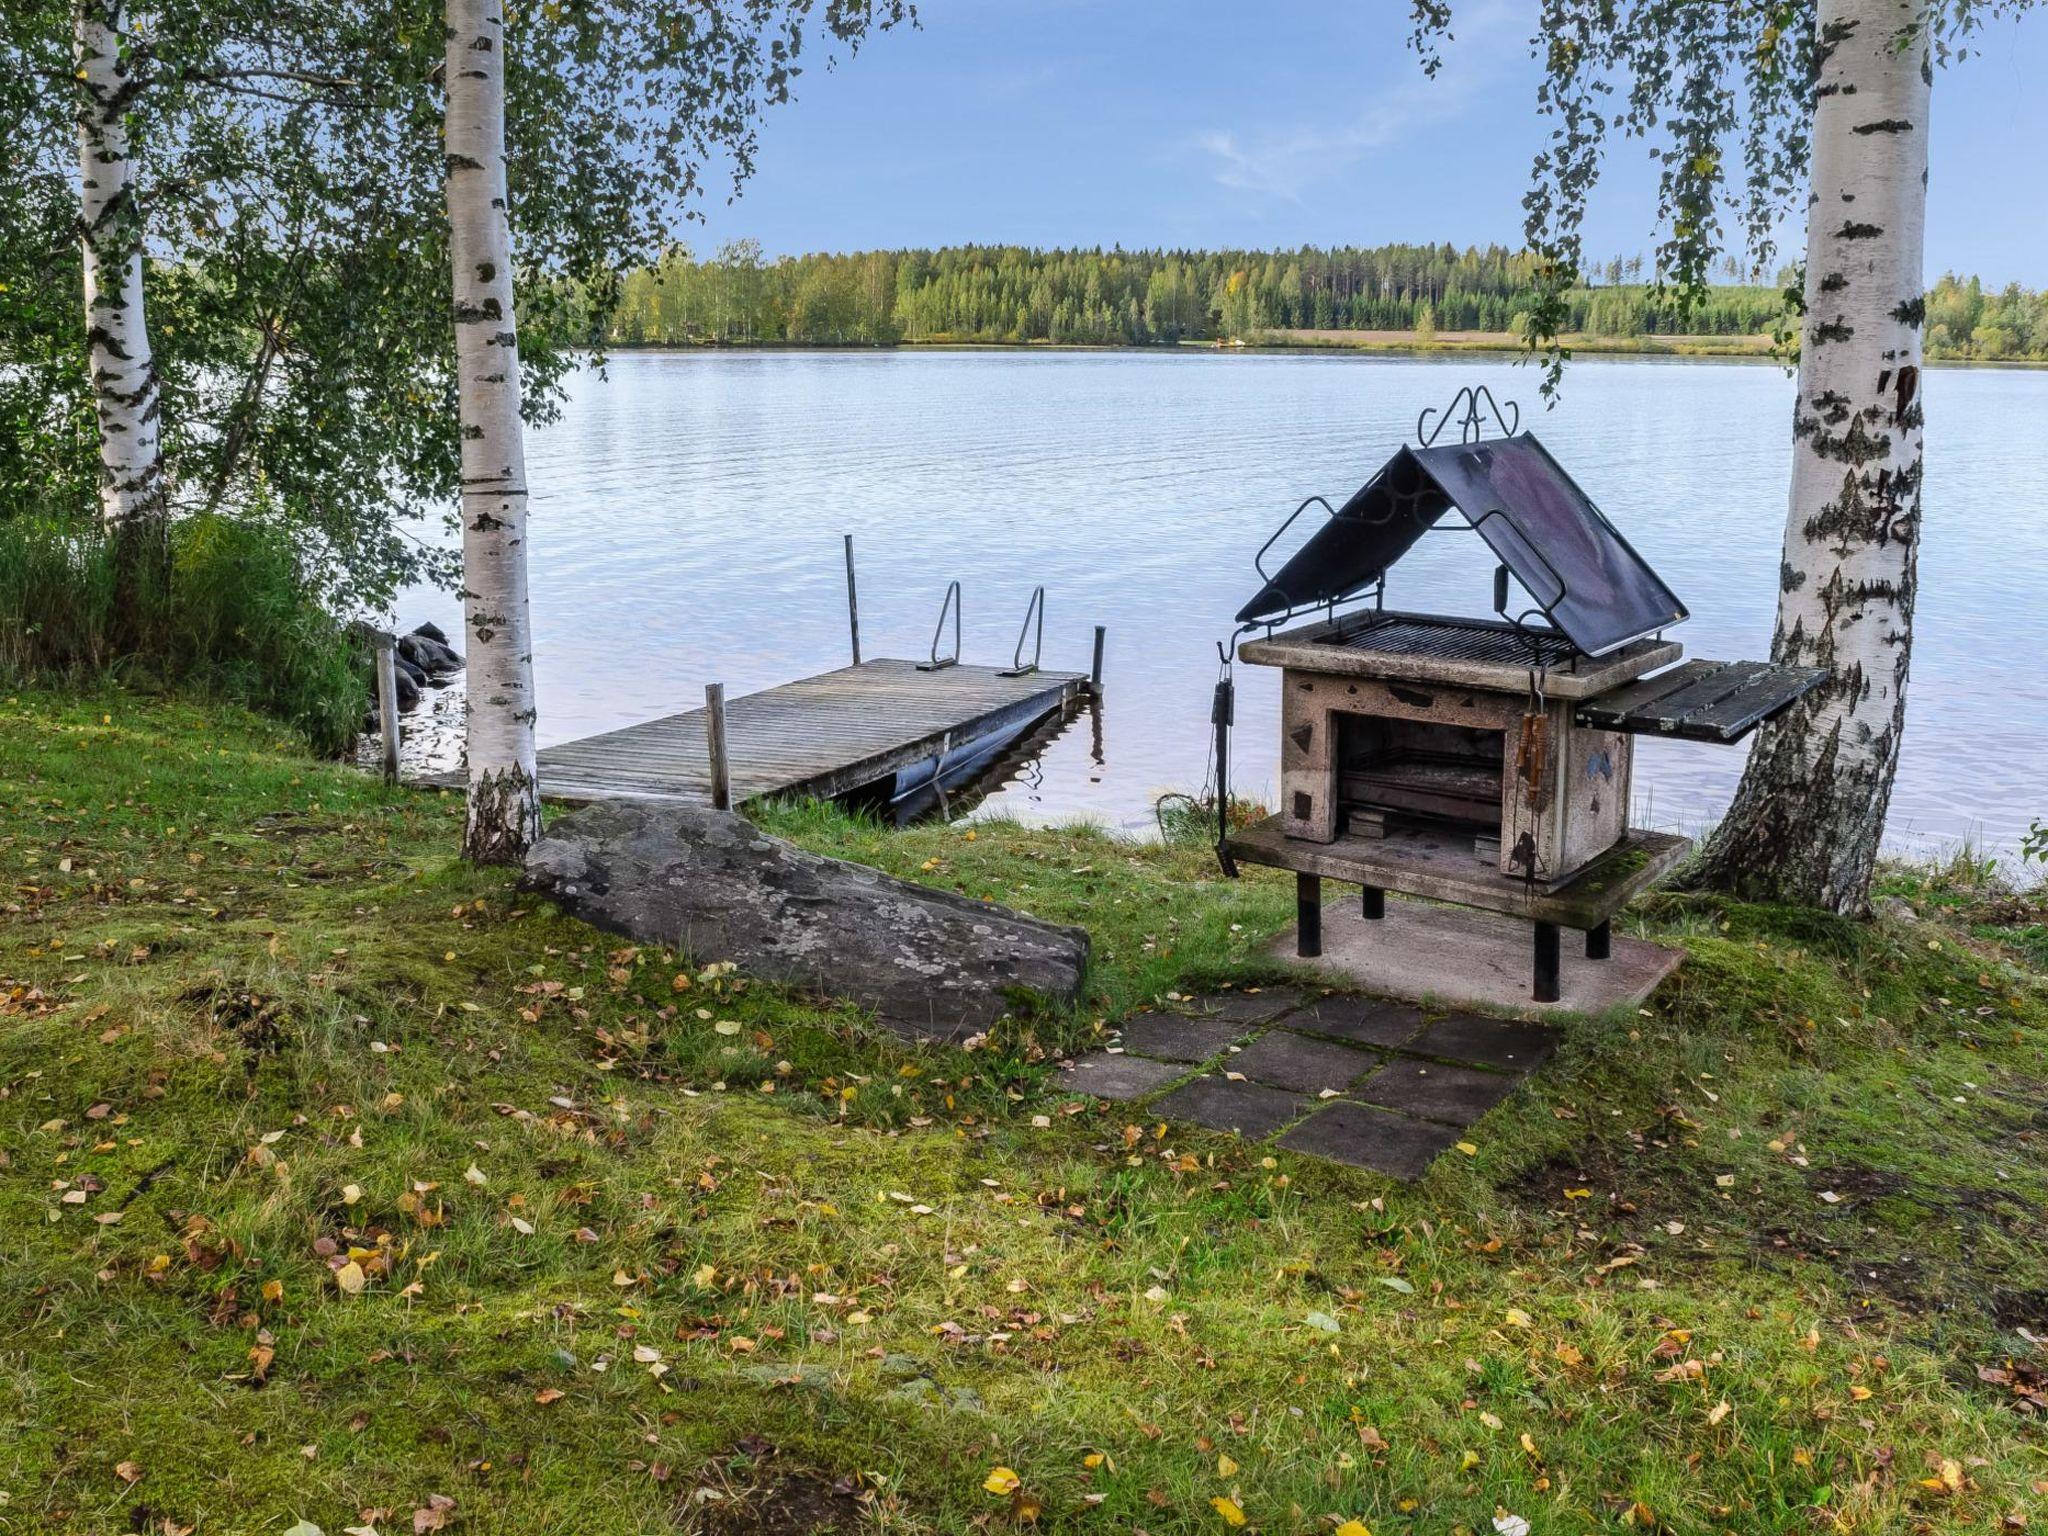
[2,690,2044,1534]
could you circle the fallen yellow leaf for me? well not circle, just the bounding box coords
[984,1467,1021,1496]
[1210,1495,1247,1527]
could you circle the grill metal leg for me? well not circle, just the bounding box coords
[1361,885,1385,921]
[1296,873,1322,958]
[1586,920,1612,961]
[1533,921,1561,1003]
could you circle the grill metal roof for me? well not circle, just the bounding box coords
[1235,431,1688,658]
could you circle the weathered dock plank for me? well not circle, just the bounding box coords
[427,658,1087,806]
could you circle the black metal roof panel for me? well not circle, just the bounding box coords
[1235,431,1688,658]
[1232,446,1448,627]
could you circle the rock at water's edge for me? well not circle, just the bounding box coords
[521,799,1089,1042]
[399,631,464,676]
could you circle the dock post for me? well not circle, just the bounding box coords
[1089,624,1106,696]
[373,633,401,785]
[704,683,731,810]
[843,534,861,666]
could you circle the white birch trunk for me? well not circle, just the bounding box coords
[1697,0,1930,914]
[445,0,541,863]
[74,0,164,534]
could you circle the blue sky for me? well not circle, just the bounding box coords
[686,0,2048,286]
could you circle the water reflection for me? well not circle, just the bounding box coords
[392,351,2048,856]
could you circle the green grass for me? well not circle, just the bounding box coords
[1,690,2045,1535]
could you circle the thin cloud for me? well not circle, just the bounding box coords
[1195,0,1521,203]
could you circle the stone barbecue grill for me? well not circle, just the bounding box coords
[1213,386,1824,1003]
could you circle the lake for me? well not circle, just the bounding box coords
[403,350,2048,858]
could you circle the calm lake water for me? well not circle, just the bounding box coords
[404,350,2048,856]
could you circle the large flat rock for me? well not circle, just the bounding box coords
[522,800,1088,1042]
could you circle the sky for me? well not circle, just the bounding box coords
[684,0,2048,287]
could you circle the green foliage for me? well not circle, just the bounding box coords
[1924,271,2048,361]
[605,240,1803,348]
[2023,818,2048,865]
[1408,3,2042,391]
[0,514,362,752]
[0,2,913,610]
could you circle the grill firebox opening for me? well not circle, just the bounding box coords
[1337,714,1503,835]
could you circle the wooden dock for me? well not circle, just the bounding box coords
[437,658,1090,806]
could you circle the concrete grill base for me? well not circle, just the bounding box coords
[1267,894,1683,1019]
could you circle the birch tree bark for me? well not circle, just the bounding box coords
[1693,0,1931,915]
[74,0,166,558]
[445,0,541,863]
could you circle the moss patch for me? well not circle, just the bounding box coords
[1,690,2044,1534]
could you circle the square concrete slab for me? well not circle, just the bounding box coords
[1225,1030,1381,1094]
[1267,896,1682,1018]
[1283,994,1426,1049]
[1154,1076,1311,1139]
[1352,1059,1522,1125]
[1276,1101,1463,1181]
[1174,986,1308,1025]
[1057,1053,1187,1102]
[1409,1014,1558,1072]
[1116,1011,1248,1064]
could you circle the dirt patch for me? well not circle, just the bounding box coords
[680,1443,870,1535]
[1991,1287,2048,1336]
[1802,1164,1910,1202]
[1503,1136,1668,1220]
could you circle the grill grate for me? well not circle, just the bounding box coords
[1331,615,1582,668]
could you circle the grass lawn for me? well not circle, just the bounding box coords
[1,691,2044,1535]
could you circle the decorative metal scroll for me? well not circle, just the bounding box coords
[1416,383,1520,447]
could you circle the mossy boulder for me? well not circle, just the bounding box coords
[522,799,1089,1042]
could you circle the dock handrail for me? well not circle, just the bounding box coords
[1000,586,1045,677]
[919,580,962,671]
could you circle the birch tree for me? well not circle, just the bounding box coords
[1410,0,2035,914]
[73,0,166,581]
[1689,0,1931,908]
[444,0,540,863]
[429,0,912,861]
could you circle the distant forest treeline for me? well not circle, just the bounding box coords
[602,242,2048,362]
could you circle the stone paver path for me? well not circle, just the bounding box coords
[1056,985,1554,1180]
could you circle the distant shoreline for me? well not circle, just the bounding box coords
[597,332,2042,368]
